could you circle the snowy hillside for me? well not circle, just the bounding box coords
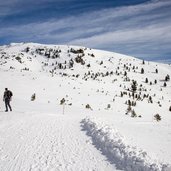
[0,42,171,171]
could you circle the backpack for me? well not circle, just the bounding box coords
[6,90,13,99]
[8,91,13,97]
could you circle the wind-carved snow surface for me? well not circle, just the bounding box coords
[81,117,171,171]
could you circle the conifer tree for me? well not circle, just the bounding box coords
[131,110,137,117]
[131,80,137,94]
[141,68,144,74]
[145,78,148,83]
[154,80,157,84]
[31,93,36,101]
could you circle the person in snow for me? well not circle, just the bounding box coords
[3,88,13,112]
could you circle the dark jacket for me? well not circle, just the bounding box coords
[3,90,13,101]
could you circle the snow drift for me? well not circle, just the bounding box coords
[81,117,170,171]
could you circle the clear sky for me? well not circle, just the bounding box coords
[0,0,171,61]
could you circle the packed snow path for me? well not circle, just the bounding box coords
[0,112,117,171]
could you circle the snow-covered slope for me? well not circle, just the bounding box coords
[0,43,171,171]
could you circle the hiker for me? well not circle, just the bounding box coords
[3,88,13,112]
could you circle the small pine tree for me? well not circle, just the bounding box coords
[132,101,136,106]
[154,80,157,84]
[169,106,171,112]
[141,68,144,74]
[128,100,131,106]
[31,93,36,101]
[60,98,65,105]
[155,69,158,73]
[85,104,92,110]
[121,92,123,97]
[135,94,138,99]
[131,80,137,93]
[148,96,153,103]
[107,104,111,109]
[165,74,170,81]
[154,114,161,121]
[163,82,167,87]
[124,71,127,76]
[87,64,91,68]
[100,61,103,65]
[25,47,30,52]
[126,105,132,114]
[131,110,137,117]
[145,78,148,83]
[142,60,145,65]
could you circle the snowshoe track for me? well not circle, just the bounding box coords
[0,113,116,171]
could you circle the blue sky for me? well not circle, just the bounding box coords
[0,0,171,61]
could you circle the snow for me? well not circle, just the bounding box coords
[0,112,116,171]
[0,42,171,170]
[81,117,170,171]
